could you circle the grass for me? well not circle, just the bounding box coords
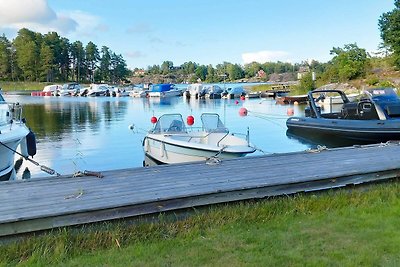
[0,82,49,92]
[1,181,400,266]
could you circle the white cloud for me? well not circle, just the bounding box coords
[126,23,153,34]
[0,0,109,39]
[126,51,146,58]
[0,0,77,34]
[242,50,291,64]
[65,10,105,37]
[0,0,55,24]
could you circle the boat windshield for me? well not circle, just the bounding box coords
[201,113,228,133]
[365,88,399,103]
[0,103,9,126]
[152,114,187,134]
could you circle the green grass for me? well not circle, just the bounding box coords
[1,181,400,266]
[0,82,49,92]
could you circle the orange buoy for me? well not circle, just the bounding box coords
[293,101,299,105]
[239,107,248,117]
[287,108,294,116]
[187,115,195,126]
[151,116,157,124]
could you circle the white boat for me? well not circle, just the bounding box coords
[318,92,359,105]
[222,86,246,99]
[186,83,206,99]
[142,113,256,165]
[83,84,110,97]
[129,86,149,98]
[43,84,62,95]
[204,85,223,99]
[0,91,35,180]
[148,84,182,97]
[56,82,81,96]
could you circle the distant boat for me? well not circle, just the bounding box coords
[148,84,182,97]
[245,91,262,98]
[43,84,62,95]
[56,82,81,96]
[129,86,149,98]
[185,83,206,99]
[81,84,110,97]
[222,86,246,99]
[276,94,308,104]
[319,93,359,105]
[204,85,224,99]
[142,113,256,165]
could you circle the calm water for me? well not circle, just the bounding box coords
[4,94,313,180]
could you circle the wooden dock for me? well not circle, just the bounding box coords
[1,142,400,237]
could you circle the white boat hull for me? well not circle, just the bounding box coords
[148,89,181,98]
[0,124,29,180]
[144,134,254,165]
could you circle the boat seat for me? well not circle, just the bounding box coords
[341,102,359,119]
[385,104,400,117]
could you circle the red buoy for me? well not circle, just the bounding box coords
[151,116,157,124]
[187,115,195,126]
[235,100,239,105]
[240,95,245,101]
[287,108,294,116]
[239,107,248,117]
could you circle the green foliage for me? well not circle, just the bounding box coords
[379,2,400,68]
[378,80,395,87]
[0,34,11,80]
[295,72,315,94]
[329,43,370,81]
[0,28,130,83]
[2,182,400,265]
[366,76,380,86]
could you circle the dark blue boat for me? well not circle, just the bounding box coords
[286,88,400,143]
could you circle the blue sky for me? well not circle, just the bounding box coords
[0,0,395,69]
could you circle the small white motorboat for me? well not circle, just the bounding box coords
[43,84,62,95]
[56,82,81,96]
[147,84,182,98]
[142,113,256,165]
[0,91,36,180]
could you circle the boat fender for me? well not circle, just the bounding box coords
[160,142,165,157]
[26,130,37,157]
[19,136,28,157]
[143,138,149,152]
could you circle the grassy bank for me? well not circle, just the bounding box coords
[0,82,49,92]
[1,181,400,266]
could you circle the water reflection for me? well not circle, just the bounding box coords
[3,95,311,180]
[286,129,373,148]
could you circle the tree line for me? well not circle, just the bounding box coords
[141,44,370,85]
[0,28,130,83]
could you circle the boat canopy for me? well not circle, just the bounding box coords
[364,88,399,103]
[201,113,228,133]
[150,84,173,92]
[152,114,187,134]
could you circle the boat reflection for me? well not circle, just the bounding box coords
[286,129,375,149]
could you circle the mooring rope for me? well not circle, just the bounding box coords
[0,140,61,176]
